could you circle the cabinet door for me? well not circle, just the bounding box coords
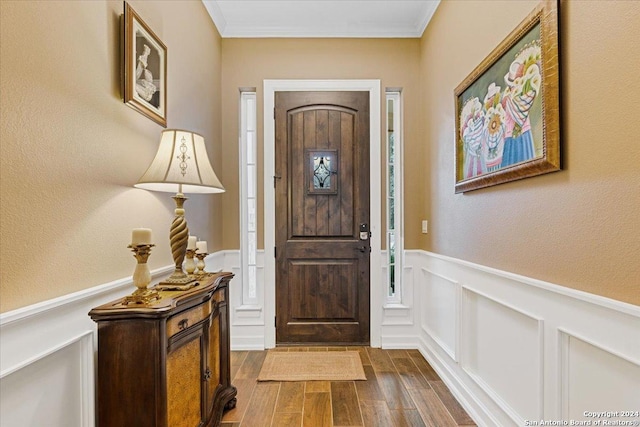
[167,328,205,427]
[206,298,222,417]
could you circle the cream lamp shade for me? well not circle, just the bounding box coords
[135,129,225,194]
[134,129,224,289]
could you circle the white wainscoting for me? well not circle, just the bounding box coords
[460,287,544,424]
[413,250,640,427]
[2,251,638,426]
[419,267,459,360]
[0,266,173,427]
[558,329,640,421]
[0,332,93,427]
[380,249,417,348]
[216,250,267,350]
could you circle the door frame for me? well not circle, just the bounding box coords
[264,79,382,348]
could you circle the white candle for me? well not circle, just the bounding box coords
[196,241,208,254]
[131,228,152,245]
[187,235,197,250]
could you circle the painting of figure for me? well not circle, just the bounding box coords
[454,0,560,193]
[459,24,542,180]
[123,2,167,127]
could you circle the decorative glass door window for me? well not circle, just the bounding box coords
[313,156,331,188]
[307,149,338,194]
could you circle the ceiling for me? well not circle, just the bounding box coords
[202,0,441,38]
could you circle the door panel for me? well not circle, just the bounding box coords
[290,108,355,238]
[288,260,358,320]
[275,91,370,345]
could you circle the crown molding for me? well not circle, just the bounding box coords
[203,0,441,38]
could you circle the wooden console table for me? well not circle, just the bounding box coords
[89,272,236,427]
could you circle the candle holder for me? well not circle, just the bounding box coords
[123,244,161,305]
[194,252,208,275]
[185,249,197,275]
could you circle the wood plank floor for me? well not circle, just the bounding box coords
[221,347,476,427]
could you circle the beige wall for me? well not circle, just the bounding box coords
[3,1,637,313]
[0,0,223,312]
[421,0,640,305]
[220,38,423,249]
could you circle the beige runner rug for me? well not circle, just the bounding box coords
[257,351,366,381]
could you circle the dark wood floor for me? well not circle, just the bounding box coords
[221,347,476,427]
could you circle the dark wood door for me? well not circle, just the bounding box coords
[275,91,370,345]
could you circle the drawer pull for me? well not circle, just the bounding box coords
[204,368,212,381]
[166,304,211,338]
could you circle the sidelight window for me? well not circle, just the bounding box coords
[386,91,403,303]
[240,91,258,306]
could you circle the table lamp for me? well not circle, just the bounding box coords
[135,129,224,289]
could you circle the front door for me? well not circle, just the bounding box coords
[275,91,370,345]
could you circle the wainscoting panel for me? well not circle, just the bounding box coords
[0,333,92,427]
[218,250,268,350]
[461,287,543,424]
[420,268,458,360]
[379,251,420,348]
[380,250,415,326]
[559,330,640,420]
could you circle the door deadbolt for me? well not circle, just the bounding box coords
[359,223,369,240]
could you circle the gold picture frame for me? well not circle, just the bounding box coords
[123,2,167,127]
[454,0,560,193]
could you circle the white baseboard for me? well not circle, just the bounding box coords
[379,334,419,349]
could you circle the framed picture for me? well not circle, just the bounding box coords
[454,0,560,193]
[123,2,167,127]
